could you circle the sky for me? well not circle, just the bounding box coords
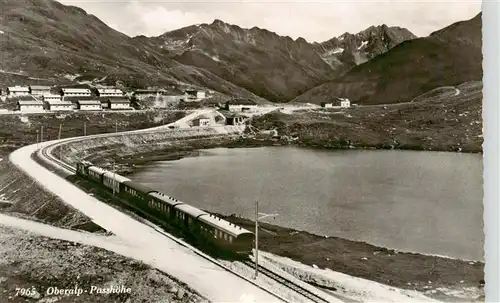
[59,0,482,42]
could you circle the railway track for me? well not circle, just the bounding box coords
[38,140,337,303]
[35,137,300,303]
[242,260,332,303]
[34,119,343,303]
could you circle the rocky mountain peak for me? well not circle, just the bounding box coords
[311,24,417,72]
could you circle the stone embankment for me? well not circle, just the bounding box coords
[55,126,245,169]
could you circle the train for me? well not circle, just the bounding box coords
[76,160,255,258]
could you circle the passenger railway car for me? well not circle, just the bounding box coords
[74,160,255,257]
[87,166,106,183]
[197,213,254,255]
[174,203,207,232]
[148,191,183,221]
[122,181,155,209]
[102,171,130,194]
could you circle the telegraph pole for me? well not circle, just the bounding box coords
[255,201,259,279]
[112,159,116,195]
[58,124,62,140]
[40,125,43,143]
[36,130,39,149]
[115,121,118,133]
[253,203,279,279]
[84,121,87,136]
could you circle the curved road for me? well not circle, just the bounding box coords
[8,110,286,303]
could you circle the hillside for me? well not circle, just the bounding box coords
[0,0,266,101]
[255,81,482,153]
[0,0,481,105]
[312,25,417,72]
[147,20,336,102]
[292,13,482,105]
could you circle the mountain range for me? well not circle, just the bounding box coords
[0,0,482,105]
[293,13,482,104]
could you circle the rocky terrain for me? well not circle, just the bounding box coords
[257,81,483,153]
[311,25,416,73]
[0,224,207,303]
[146,20,336,102]
[0,158,102,232]
[53,126,242,168]
[293,13,482,105]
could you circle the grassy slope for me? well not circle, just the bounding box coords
[254,81,482,153]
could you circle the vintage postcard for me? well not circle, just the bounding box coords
[0,0,489,302]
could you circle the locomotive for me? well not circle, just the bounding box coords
[76,160,254,257]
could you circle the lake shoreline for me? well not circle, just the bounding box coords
[95,137,484,301]
[108,136,482,177]
[222,214,484,299]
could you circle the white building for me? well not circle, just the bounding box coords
[336,97,351,108]
[132,89,160,101]
[96,88,124,97]
[45,100,73,111]
[221,99,258,112]
[108,98,131,110]
[184,89,206,101]
[17,100,44,112]
[7,86,30,97]
[43,94,62,102]
[30,85,52,96]
[321,102,334,108]
[77,100,102,111]
[61,88,92,97]
[228,104,258,112]
[193,117,211,127]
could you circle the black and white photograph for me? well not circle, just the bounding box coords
[0,0,489,302]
